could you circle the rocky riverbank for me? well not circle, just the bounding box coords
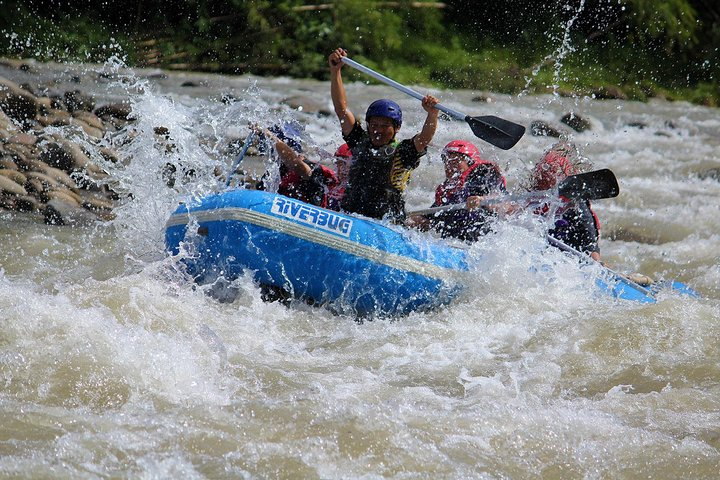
[0,59,130,226]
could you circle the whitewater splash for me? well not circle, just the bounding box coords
[1,54,719,478]
[522,0,587,96]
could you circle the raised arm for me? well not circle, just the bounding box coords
[328,48,356,137]
[413,95,440,153]
[259,127,312,179]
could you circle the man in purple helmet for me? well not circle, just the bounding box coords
[329,47,440,223]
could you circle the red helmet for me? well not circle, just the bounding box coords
[334,143,352,158]
[442,140,484,165]
[531,142,579,191]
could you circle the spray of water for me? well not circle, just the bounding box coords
[522,0,587,98]
[1,32,717,478]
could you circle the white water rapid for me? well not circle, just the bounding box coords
[1,57,719,478]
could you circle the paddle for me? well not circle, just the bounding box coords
[341,56,526,150]
[224,131,255,188]
[546,234,656,298]
[549,234,700,300]
[408,169,619,217]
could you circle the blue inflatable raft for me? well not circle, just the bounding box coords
[164,189,697,315]
[165,189,469,315]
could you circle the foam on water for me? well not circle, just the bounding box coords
[1,54,719,477]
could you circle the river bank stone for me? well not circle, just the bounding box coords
[0,169,27,186]
[64,90,96,113]
[0,77,38,124]
[592,86,628,100]
[0,174,27,196]
[95,102,132,120]
[44,198,99,226]
[0,71,128,225]
[561,112,592,132]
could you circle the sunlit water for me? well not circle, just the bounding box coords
[1,58,719,478]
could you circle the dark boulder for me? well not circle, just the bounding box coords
[561,112,592,132]
[0,76,38,124]
[44,198,99,226]
[95,102,132,120]
[530,120,565,138]
[63,89,96,113]
[592,86,628,100]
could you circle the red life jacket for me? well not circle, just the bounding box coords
[434,161,506,206]
[278,164,337,208]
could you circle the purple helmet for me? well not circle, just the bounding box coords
[365,99,402,127]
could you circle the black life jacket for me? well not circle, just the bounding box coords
[341,139,413,222]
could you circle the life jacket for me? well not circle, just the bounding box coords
[434,161,506,206]
[269,163,337,208]
[341,139,411,221]
[430,162,506,242]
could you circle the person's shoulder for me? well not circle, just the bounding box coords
[343,120,365,143]
[397,137,424,157]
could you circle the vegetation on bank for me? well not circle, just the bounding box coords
[2,0,718,106]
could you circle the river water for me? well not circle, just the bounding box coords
[1,59,719,478]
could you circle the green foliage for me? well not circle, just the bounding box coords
[0,0,716,106]
[2,10,128,64]
[334,0,404,56]
[624,0,699,50]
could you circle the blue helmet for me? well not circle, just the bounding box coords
[365,99,402,127]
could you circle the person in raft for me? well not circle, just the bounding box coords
[465,141,602,261]
[328,47,440,223]
[406,140,508,242]
[524,141,601,261]
[326,143,353,211]
[254,123,338,209]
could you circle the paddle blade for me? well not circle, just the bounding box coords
[558,168,619,200]
[466,115,526,150]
